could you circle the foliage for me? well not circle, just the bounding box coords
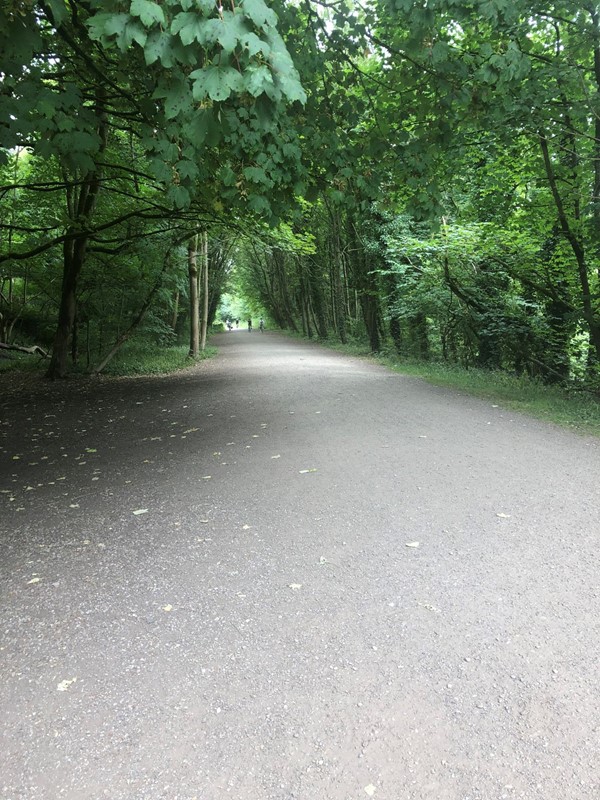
[3,0,600,390]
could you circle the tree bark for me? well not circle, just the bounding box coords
[200,231,209,352]
[46,92,107,379]
[188,234,199,358]
[539,130,600,361]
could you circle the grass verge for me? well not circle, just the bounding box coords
[101,343,216,376]
[0,342,217,378]
[294,333,600,437]
[383,358,600,436]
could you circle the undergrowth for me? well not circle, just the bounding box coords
[0,342,216,378]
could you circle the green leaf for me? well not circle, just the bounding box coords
[172,12,221,47]
[46,0,69,25]
[144,30,174,66]
[241,31,270,57]
[240,0,277,29]
[244,165,271,186]
[215,12,250,53]
[244,65,274,98]
[247,194,271,215]
[154,80,193,119]
[176,159,199,181]
[130,0,165,27]
[190,65,243,101]
[169,184,191,208]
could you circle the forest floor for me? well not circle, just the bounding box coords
[1,330,599,800]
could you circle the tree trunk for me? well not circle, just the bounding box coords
[330,213,347,344]
[200,231,209,352]
[46,91,107,379]
[171,290,180,332]
[188,234,199,358]
[46,234,87,379]
[539,130,600,361]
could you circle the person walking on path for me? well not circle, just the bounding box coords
[247,318,252,332]
[259,318,265,332]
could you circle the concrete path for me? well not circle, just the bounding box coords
[1,330,599,800]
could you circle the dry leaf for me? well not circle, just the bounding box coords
[288,583,302,590]
[299,468,317,474]
[364,786,376,797]
[27,577,41,585]
[496,513,511,519]
[133,508,148,515]
[271,454,281,459]
[405,541,420,548]
[57,677,77,692]
[162,604,173,612]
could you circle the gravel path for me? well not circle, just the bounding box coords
[1,330,599,800]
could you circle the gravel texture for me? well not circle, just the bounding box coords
[1,330,599,800]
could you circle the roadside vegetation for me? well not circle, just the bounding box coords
[2,2,600,429]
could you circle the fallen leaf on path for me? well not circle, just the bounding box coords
[319,556,329,565]
[364,786,377,797]
[85,448,97,453]
[271,455,281,459]
[405,541,420,548]
[289,583,302,590]
[299,468,317,474]
[213,452,221,456]
[69,504,79,508]
[496,513,511,518]
[132,508,149,515]
[202,475,212,480]
[419,603,441,613]
[57,678,77,692]
[418,435,427,439]
[27,576,41,584]
[162,604,173,612]
[183,428,199,434]
[242,524,251,530]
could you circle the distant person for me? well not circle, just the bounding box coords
[235,319,239,328]
[259,317,265,332]
[226,319,233,331]
[248,318,252,332]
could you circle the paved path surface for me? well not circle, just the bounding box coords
[1,331,599,800]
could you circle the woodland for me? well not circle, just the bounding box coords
[2,1,600,387]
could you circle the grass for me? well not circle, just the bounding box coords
[0,351,46,374]
[293,332,600,437]
[0,342,217,378]
[383,359,600,436]
[101,342,216,376]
